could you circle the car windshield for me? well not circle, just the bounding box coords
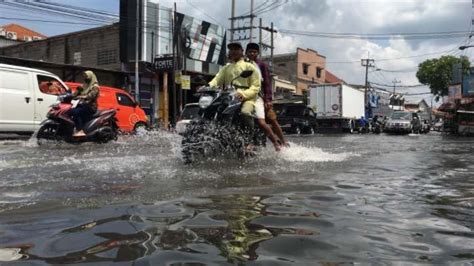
[391,112,412,120]
[180,105,200,120]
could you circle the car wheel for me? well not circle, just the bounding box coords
[133,122,148,134]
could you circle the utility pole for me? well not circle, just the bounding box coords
[250,0,254,40]
[361,57,375,111]
[392,79,401,110]
[134,0,140,102]
[229,1,256,42]
[230,0,235,42]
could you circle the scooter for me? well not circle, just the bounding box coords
[181,70,266,164]
[36,93,118,144]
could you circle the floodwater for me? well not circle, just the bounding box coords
[0,132,473,265]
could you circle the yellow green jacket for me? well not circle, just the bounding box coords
[209,59,261,104]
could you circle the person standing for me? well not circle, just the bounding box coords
[245,43,288,147]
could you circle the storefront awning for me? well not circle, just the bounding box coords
[274,78,296,92]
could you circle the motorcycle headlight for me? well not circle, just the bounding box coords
[199,96,213,109]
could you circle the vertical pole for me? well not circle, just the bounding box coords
[230,0,235,42]
[270,22,274,70]
[134,0,140,102]
[172,2,177,128]
[250,0,254,40]
[364,58,369,111]
[163,71,169,129]
[151,31,155,125]
[259,18,262,56]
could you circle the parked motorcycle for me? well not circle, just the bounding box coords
[181,70,265,164]
[36,93,118,144]
[371,116,383,134]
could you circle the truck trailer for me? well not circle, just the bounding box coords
[307,83,365,133]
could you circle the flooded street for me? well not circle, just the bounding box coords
[0,132,473,265]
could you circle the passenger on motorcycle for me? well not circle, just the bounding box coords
[207,42,261,146]
[69,71,100,137]
[245,42,286,151]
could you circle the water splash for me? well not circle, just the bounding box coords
[276,142,357,162]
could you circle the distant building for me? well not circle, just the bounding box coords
[266,48,327,95]
[325,70,344,84]
[0,24,46,47]
[404,99,432,121]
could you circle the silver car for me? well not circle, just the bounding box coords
[384,111,413,134]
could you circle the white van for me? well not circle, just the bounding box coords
[0,64,69,133]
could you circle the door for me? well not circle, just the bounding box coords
[0,69,35,132]
[33,75,68,127]
[116,92,138,132]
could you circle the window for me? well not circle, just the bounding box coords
[316,67,323,78]
[97,49,117,65]
[116,93,136,107]
[302,63,309,75]
[37,75,67,95]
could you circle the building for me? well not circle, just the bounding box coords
[325,70,344,84]
[0,24,124,87]
[267,48,327,95]
[404,99,432,122]
[0,0,226,128]
[1,24,46,42]
[0,24,46,47]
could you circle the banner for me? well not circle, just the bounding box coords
[175,12,227,65]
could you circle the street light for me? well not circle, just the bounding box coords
[459,45,474,50]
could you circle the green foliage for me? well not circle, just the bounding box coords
[416,55,470,98]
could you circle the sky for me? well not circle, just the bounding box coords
[1,0,473,104]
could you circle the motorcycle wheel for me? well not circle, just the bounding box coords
[96,127,117,144]
[37,124,61,145]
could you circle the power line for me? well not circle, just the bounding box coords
[369,81,426,88]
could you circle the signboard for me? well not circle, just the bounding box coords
[181,75,191,90]
[154,56,174,72]
[175,12,227,65]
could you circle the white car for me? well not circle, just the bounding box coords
[175,103,200,135]
[0,64,69,133]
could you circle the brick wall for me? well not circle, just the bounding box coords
[0,24,121,71]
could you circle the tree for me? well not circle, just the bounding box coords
[416,55,470,100]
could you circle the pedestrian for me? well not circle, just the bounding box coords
[245,42,288,148]
[69,70,100,137]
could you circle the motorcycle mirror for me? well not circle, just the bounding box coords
[240,70,253,78]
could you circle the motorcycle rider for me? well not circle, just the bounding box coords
[207,42,261,149]
[69,71,100,137]
[245,43,288,150]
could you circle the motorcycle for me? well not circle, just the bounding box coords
[36,93,118,144]
[181,70,266,164]
[371,116,383,134]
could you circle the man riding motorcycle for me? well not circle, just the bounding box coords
[206,42,261,150]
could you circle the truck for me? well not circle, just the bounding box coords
[307,83,365,133]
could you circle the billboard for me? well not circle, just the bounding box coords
[120,0,172,63]
[175,12,227,65]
